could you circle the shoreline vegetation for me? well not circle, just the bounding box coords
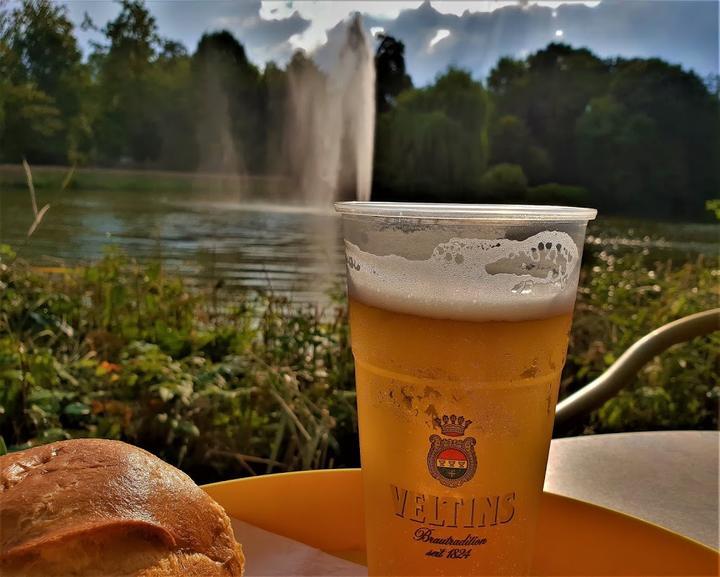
[2,165,718,229]
[0,164,290,196]
[1,243,717,483]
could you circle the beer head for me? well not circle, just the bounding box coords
[335,203,597,322]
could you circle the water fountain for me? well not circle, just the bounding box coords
[286,14,375,204]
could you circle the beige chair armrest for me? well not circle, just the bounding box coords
[555,308,720,429]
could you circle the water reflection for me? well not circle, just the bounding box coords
[1,188,715,302]
[1,187,345,302]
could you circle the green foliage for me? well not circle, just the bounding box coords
[489,115,529,165]
[566,250,719,433]
[375,68,490,198]
[0,249,355,482]
[191,31,263,173]
[0,0,87,163]
[527,183,589,205]
[478,163,527,200]
[0,82,62,159]
[375,34,413,114]
[489,115,552,184]
[262,61,290,174]
[705,200,720,220]
[488,44,610,183]
[1,241,716,479]
[485,44,717,218]
[374,42,718,219]
[574,57,720,219]
[90,0,179,164]
[0,164,280,196]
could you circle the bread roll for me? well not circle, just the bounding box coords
[0,439,244,576]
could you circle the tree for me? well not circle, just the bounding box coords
[609,58,719,216]
[526,183,588,205]
[479,164,527,201]
[488,44,609,184]
[191,30,263,173]
[374,34,412,114]
[90,0,164,164]
[0,83,62,162]
[0,0,87,163]
[149,41,195,170]
[261,61,289,175]
[490,115,551,184]
[375,68,489,198]
[490,115,528,166]
[487,57,528,115]
[576,59,719,217]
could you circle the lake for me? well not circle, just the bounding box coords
[1,186,716,302]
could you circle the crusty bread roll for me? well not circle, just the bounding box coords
[0,439,244,576]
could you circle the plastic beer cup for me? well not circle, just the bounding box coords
[335,203,596,576]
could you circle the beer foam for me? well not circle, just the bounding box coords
[345,231,580,321]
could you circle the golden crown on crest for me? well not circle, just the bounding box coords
[433,414,472,437]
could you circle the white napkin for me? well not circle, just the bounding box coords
[231,518,368,577]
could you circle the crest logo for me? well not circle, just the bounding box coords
[427,415,477,488]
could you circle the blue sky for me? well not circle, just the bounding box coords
[63,0,718,85]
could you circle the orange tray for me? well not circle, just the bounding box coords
[204,469,718,576]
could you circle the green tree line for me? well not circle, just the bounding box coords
[1,0,718,218]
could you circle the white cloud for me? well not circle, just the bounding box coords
[260,1,422,51]
[64,0,718,85]
[431,1,600,16]
[362,0,717,84]
[431,1,520,16]
[258,1,598,53]
[429,29,451,50]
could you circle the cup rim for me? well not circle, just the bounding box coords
[334,202,597,222]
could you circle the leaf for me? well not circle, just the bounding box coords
[62,164,77,191]
[27,204,50,237]
[670,296,686,316]
[22,157,37,215]
[603,352,616,366]
[55,318,74,338]
[56,365,79,386]
[38,428,70,443]
[28,389,54,403]
[0,370,23,383]
[178,420,200,438]
[63,402,91,416]
[29,311,51,327]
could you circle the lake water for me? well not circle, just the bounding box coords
[1,187,344,302]
[1,187,716,302]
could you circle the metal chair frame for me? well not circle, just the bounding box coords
[554,308,720,429]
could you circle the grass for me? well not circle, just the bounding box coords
[0,164,288,195]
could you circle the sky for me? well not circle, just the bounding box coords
[63,0,719,85]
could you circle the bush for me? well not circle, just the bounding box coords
[527,182,589,205]
[478,163,527,200]
[565,250,719,433]
[0,246,356,482]
[0,242,716,480]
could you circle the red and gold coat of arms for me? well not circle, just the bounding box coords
[427,415,477,488]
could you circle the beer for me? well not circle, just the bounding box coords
[351,297,572,575]
[336,202,596,576]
